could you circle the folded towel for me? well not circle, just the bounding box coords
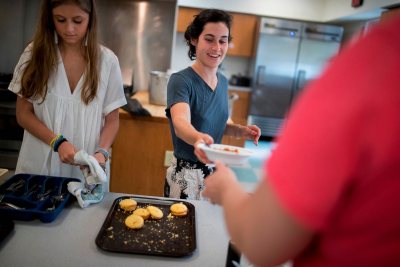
[67,150,107,208]
[74,150,107,185]
[67,182,104,208]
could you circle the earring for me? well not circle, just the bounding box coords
[54,31,58,44]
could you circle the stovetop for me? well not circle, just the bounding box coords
[0,73,16,106]
[0,73,13,87]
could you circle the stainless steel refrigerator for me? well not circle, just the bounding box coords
[249,17,343,137]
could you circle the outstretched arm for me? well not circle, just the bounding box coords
[170,102,214,163]
[224,121,261,145]
[202,161,313,266]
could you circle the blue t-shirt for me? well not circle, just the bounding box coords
[166,67,229,162]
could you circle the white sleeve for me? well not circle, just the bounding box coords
[102,50,127,115]
[8,43,33,98]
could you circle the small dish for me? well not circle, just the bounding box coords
[197,143,253,166]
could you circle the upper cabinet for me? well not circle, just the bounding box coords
[177,7,258,57]
[228,13,257,57]
[176,7,200,33]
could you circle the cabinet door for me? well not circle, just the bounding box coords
[177,7,200,33]
[110,116,173,196]
[228,13,258,57]
[230,89,251,123]
[223,89,251,148]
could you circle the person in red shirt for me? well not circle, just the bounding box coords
[202,15,400,267]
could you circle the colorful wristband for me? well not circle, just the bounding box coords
[53,137,67,152]
[50,134,62,148]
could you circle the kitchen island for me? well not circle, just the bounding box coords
[0,193,231,267]
[110,91,173,196]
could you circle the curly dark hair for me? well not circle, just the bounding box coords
[184,9,233,60]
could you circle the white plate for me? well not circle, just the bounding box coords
[197,143,253,166]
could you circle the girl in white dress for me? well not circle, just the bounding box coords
[8,0,126,185]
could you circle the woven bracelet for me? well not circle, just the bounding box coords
[50,134,62,149]
[53,137,67,152]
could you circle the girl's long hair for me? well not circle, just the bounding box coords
[20,0,99,105]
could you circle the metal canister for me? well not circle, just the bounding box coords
[149,71,170,106]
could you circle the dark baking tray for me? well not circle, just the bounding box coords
[0,173,80,223]
[96,196,196,257]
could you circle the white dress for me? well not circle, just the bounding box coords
[8,43,127,184]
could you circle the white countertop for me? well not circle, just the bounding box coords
[0,193,231,267]
[0,168,8,177]
[228,85,252,92]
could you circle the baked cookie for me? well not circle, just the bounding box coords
[133,208,151,220]
[170,202,188,217]
[125,214,144,229]
[147,205,164,219]
[119,198,137,212]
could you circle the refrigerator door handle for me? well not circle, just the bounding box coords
[256,65,266,85]
[295,70,306,91]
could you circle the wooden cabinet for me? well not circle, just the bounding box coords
[110,115,173,196]
[176,7,199,33]
[230,89,251,125]
[222,89,251,147]
[228,13,257,57]
[176,7,258,57]
[110,92,173,196]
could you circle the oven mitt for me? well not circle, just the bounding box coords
[67,182,104,208]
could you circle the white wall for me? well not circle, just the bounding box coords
[177,0,400,22]
[177,0,326,21]
[323,0,400,21]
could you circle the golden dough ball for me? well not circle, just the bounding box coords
[119,198,137,212]
[125,214,144,229]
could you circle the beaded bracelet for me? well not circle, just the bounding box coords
[53,136,68,152]
[95,147,110,162]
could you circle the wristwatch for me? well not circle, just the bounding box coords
[95,147,110,162]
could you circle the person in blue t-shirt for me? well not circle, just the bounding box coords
[164,9,261,200]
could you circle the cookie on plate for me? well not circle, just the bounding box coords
[147,205,164,219]
[170,202,188,217]
[119,198,137,212]
[133,208,150,220]
[125,214,144,229]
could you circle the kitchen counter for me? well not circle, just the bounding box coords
[0,193,230,267]
[111,91,173,196]
[228,84,252,92]
[120,90,167,120]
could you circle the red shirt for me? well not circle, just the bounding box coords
[267,16,400,267]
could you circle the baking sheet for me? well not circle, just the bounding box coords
[96,196,196,257]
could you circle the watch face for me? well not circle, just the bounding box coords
[352,0,363,7]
